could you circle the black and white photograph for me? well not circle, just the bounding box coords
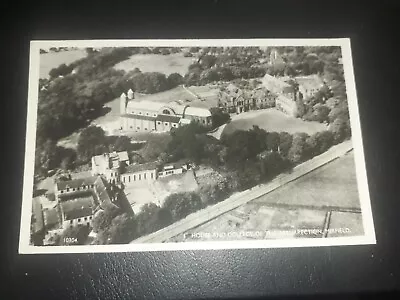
[19,39,375,253]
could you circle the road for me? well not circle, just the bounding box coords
[132,140,353,244]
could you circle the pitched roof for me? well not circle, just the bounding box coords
[93,176,113,206]
[60,196,95,220]
[156,114,181,123]
[126,100,165,111]
[56,176,97,191]
[185,107,211,117]
[125,161,159,174]
[262,74,294,94]
[295,75,324,91]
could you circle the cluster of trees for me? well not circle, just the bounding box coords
[35,126,136,177]
[121,69,183,94]
[38,47,184,144]
[184,61,266,86]
[36,46,188,177]
[90,192,201,244]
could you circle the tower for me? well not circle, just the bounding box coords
[120,92,127,115]
[127,88,134,100]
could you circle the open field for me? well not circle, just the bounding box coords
[114,53,193,76]
[252,151,360,209]
[39,49,87,79]
[222,109,327,137]
[132,85,219,109]
[168,151,363,242]
[152,171,199,204]
[124,171,199,214]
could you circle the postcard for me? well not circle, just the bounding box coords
[19,38,375,253]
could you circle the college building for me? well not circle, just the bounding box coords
[119,88,213,132]
[35,176,121,246]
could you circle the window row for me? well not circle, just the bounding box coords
[61,185,94,193]
[69,215,93,224]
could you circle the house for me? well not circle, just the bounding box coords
[295,75,325,99]
[41,175,119,245]
[120,161,159,184]
[158,160,191,178]
[91,151,130,184]
[120,89,213,132]
[218,83,250,114]
[262,73,295,97]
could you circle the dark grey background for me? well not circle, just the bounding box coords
[3,1,400,299]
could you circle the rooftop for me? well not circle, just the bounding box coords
[93,176,114,208]
[60,196,95,221]
[126,100,165,111]
[125,161,159,174]
[125,85,219,109]
[56,176,97,191]
[185,106,212,118]
[295,75,324,91]
[262,73,294,94]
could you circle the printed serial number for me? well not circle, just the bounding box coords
[63,237,78,244]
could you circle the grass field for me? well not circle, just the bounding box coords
[114,53,193,75]
[252,151,360,209]
[222,109,327,137]
[39,49,87,79]
[170,150,363,242]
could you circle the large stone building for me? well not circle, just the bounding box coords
[91,151,192,186]
[119,88,213,132]
[261,73,327,117]
[37,176,120,245]
[262,73,298,117]
[218,83,250,114]
[91,151,130,184]
[218,83,275,114]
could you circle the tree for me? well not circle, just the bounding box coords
[35,139,60,175]
[266,132,280,152]
[330,117,350,144]
[210,107,231,128]
[313,105,331,123]
[236,162,262,190]
[288,132,309,164]
[260,151,289,179]
[108,213,137,244]
[306,131,334,158]
[112,136,131,152]
[167,73,184,88]
[278,132,293,157]
[77,126,107,162]
[296,98,306,118]
[200,55,217,69]
[92,204,122,234]
[49,63,73,79]
[163,192,203,221]
[136,203,173,237]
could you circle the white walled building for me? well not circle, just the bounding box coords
[91,151,130,184]
[119,90,212,132]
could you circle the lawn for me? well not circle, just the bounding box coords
[114,53,194,76]
[222,109,327,137]
[39,49,87,79]
[252,151,361,210]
